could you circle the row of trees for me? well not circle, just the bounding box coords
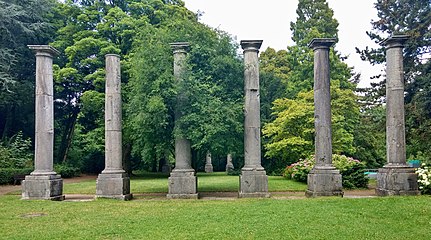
[0,0,429,175]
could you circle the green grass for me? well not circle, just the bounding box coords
[62,172,307,194]
[0,195,430,239]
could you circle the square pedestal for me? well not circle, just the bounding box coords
[306,168,343,197]
[96,173,132,200]
[22,174,64,200]
[239,169,270,198]
[205,164,213,173]
[167,170,198,199]
[376,167,420,196]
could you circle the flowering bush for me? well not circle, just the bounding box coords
[284,154,368,189]
[416,163,431,194]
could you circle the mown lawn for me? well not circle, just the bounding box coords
[62,172,307,194]
[0,195,430,239]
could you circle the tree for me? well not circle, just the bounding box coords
[0,0,57,140]
[357,0,431,162]
[262,0,360,170]
[126,4,244,171]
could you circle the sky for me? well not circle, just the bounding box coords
[183,0,383,87]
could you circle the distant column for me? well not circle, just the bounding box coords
[167,42,198,199]
[96,54,132,200]
[22,45,63,200]
[205,152,214,173]
[239,40,269,198]
[306,38,343,197]
[225,153,234,172]
[376,35,419,196]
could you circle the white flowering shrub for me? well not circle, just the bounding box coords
[416,163,431,194]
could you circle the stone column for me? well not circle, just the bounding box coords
[376,35,419,196]
[226,153,234,172]
[204,152,213,173]
[239,40,269,198]
[96,54,132,200]
[306,38,343,197]
[167,42,198,199]
[22,45,63,200]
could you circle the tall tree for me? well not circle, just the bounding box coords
[262,0,360,170]
[357,0,431,162]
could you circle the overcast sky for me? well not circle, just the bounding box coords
[183,0,383,87]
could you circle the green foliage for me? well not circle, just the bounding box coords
[0,168,33,185]
[54,164,81,178]
[263,81,359,166]
[357,0,431,163]
[126,6,244,169]
[284,154,368,189]
[0,132,33,169]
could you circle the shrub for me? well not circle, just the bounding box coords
[54,164,81,178]
[0,168,33,184]
[0,132,33,169]
[416,163,431,194]
[284,154,368,189]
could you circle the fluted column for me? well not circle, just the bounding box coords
[376,35,419,196]
[306,38,343,197]
[96,54,132,200]
[167,42,198,199]
[239,40,269,198]
[22,45,63,200]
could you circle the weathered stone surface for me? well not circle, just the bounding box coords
[306,38,343,197]
[23,45,63,200]
[239,170,270,198]
[22,174,64,200]
[376,167,419,196]
[167,170,198,199]
[96,54,131,200]
[376,35,419,196]
[239,40,269,197]
[168,42,198,198]
[204,152,213,173]
[225,153,234,172]
[306,168,343,197]
[96,173,132,200]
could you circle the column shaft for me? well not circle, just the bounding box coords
[167,42,198,199]
[23,45,63,200]
[239,40,269,198]
[96,54,131,200]
[103,54,124,173]
[306,38,343,197]
[376,35,419,196]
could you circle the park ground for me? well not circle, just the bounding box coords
[0,173,430,239]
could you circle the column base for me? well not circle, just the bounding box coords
[96,173,132,200]
[204,164,213,173]
[167,169,198,199]
[376,166,420,196]
[22,174,64,200]
[239,169,270,198]
[306,168,343,197]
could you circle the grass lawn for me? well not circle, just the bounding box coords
[0,195,430,239]
[1,172,429,239]
[62,172,307,194]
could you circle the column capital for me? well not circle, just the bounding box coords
[170,42,190,54]
[382,35,409,49]
[308,38,336,51]
[105,53,120,59]
[28,45,60,58]
[240,40,263,52]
